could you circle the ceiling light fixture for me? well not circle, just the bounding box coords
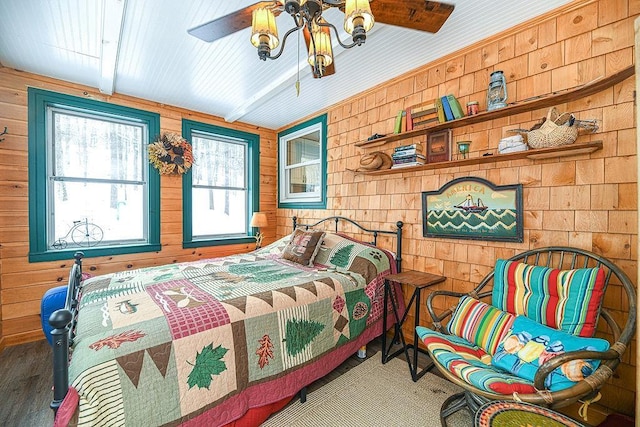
[250,0,374,78]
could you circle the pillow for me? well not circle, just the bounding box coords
[491,316,610,391]
[281,229,325,267]
[447,296,516,355]
[492,259,606,337]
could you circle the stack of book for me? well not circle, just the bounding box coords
[408,95,464,129]
[410,103,439,129]
[391,143,426,168]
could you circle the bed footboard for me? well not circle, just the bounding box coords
[49,251,84,413]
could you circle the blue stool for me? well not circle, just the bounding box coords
[41,285,67,345]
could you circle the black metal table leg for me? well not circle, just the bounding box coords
[412,286,421,380]
[379,271,446,380]
[381,278,389,364]
[382,278,411,365]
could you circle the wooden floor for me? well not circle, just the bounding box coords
[0,340,54,427]
[0,336,440,427]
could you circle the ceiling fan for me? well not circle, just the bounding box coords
[188,0,454,79]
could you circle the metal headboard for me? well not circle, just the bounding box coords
[292,216,404,272]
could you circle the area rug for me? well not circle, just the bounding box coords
[261,354,471,427]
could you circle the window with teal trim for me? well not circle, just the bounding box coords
[182,119,260,248]
[278,114,327,209]
[28,88,161,262]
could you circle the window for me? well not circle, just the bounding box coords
[278,114,327,208]
[182,120,259,247]
[28,88,160,262]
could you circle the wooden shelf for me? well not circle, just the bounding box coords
[355,66,634,149]
[351,141,603,175]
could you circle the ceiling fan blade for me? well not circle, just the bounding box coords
[187,1,283,43]
[370,0,454,33]
[303,22,336,79]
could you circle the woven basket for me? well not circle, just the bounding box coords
[518,107,578,149]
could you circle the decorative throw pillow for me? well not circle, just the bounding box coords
[491,315,610,391]
[492,259,606,337]
[281,229,325,267]
[447,295,516,355]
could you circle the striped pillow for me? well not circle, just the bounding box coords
[492,259,606,337]
[447,296,516,355]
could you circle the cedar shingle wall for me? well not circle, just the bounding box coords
[0,68,278,347]
[278,0,637,417]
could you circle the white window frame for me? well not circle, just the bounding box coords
[278,114,327,208]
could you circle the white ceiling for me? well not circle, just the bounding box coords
[0,0,574,130]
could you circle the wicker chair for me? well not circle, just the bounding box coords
[420,247,636,426]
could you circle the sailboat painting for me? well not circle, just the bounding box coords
[422,177,523,242]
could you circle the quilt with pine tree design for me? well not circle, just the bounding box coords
[57,232,399,426]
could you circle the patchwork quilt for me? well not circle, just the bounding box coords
[56,233,398,426]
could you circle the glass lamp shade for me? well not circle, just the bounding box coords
[456,141,471,159]
[308,24,333,69]
[487,70,507,111]
[344,0,374,34]
[250,212,268,228]
[250,8,279,49]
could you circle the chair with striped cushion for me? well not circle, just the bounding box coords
[418,247,636,426]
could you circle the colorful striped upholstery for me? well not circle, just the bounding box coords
[417,327,536,395]
[492,259,606,337]
[491,316,610,391]
[447,296,516,355]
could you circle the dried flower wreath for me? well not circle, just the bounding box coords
[148,132,194,175]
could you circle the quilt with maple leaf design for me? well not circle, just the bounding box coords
[58,232,402,426]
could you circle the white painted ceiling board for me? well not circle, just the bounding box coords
[0,0,575,129]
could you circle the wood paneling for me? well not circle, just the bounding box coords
[278,0,638,417]
[0,67,277,349]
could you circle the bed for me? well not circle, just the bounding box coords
[49,216,405,426]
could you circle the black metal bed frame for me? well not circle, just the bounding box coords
[292,215,404,272]
[49,251,83,413]
[48,216,405,414]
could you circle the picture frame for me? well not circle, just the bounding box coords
[426,129,451,163]
[422,176,523,242]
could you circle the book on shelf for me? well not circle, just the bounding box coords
[410,101,437,114]
[446,94,465,119]
[411,107,438,120]
[395,143,423,152]
[440,96,455,121]
[434,98,447,123]
[413,116,439,129]
[393,110,404,134]
[412,109,438,120]
[392,149,424,158]
[393,156,426,165]
[405,107,413,131]
[391,160,426,169]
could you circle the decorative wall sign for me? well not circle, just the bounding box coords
[422,176,523,242]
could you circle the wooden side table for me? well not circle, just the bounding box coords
[382,270,446,381]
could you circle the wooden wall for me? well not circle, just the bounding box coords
[278,0,638,419]
[0,67,278,348]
